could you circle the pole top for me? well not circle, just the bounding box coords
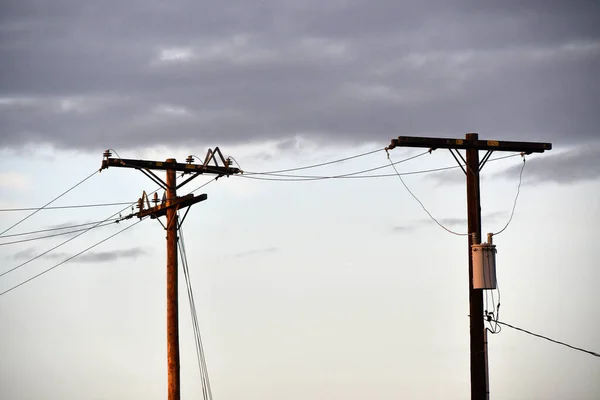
[466,133,479,140]
[166,158,176,163]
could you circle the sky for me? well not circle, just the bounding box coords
[0,1,599,399]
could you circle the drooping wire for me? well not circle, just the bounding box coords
[387,151,469,237]
[493,156,527,236]
[0,221,120,246]
[0,218,122,238]
[0,187,161,279]
[0,218,144,297]
[247,148,385,174]
[232,152,521,182]
[493,319,599,358]
[0,201,135,212]
[229,150,428,182]
[0,170,98,236]
[178,222,213,400]
[239,164,463,180]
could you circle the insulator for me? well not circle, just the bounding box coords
[103,150,112,158]
[186,155,194,164]
[137,198,143,209]
[153,192,159,204]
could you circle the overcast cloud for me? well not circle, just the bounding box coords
[0,0,598,151]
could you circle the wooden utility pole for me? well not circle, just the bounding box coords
[465,134,485,397]
[386,133,551,400]
[100,148,241,400]
[165,160,180,399]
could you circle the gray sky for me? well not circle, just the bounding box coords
[1,1,599,399]
[1,0,599,150]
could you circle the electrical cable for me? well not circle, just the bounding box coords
[0,221,120,246]
[0,201,134,212]
[0,187,161,279]
[493,156,526,236]
[247,148,385,174]
[233,151,429,182]
[231,153,521,182]
[178,223,213,399]
[493,319,599,358]
[0,170,98,236]
[188,177,219,194]
[387,151,469,237]
[0,219,122,238]
[237,164,461,181]
[0,218,144,297]
[0,214,119,278]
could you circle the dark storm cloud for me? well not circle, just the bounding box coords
[0,0,598,151]
[497,142,600,184]
[12,247,146,262]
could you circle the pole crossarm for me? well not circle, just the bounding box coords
[100,158,241,176]
[138,194,207,219]
[386,135,552,154]
[386,132,551,400]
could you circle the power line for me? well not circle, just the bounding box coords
[233,153,521,182]
[235,151,430,182]
[387,152,469,237]
[248,147,385,174]
[178,224,213,399]
[0,218,144,297]
[188,177,219,194]
[0,201,134,212]
[0,191,158,279]
[0,221,120,246]
[0,170,98,236]
[0,219,122,238]
[493,156,526,236]
[494,319,600,359]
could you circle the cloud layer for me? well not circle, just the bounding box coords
[1,1,599,151]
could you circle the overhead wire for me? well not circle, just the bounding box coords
[0,221,121,246]
[0,201,135,212]
[178,222,213,399]
[0,186,162,279]
[246,147,385,174]
[387,151,469,237]
[492,156,527,236]
[0,169,98,236]
[231,153,521,182]
[492,319,599,359]
[0,218,122,238]
[0,218,144,297]
[229,151,430,182]
[0,213,126,279]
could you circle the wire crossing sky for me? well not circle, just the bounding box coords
[1,1,599,399]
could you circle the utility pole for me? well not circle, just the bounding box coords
[386,133,551,400]
[100,148,241,400]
